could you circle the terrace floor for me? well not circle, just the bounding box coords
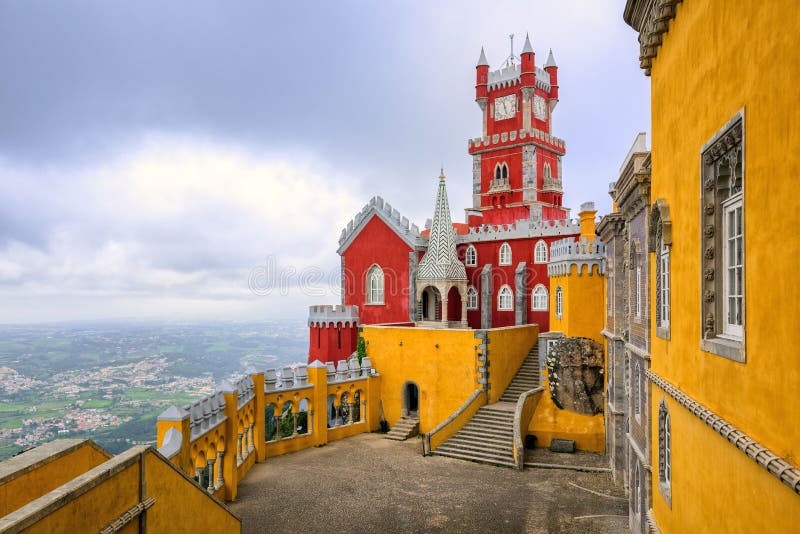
[229,433,628,533]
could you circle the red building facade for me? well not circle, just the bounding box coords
[310,34,584,362]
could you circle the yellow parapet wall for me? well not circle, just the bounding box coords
[0,439,112,518]
[0,443,240,533]
[528,377,605,452]
[484,325,539,403]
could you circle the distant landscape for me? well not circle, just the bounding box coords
[0,320,307,460]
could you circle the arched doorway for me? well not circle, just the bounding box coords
[447,286,462,323]
[402,381,419,418]
[421,286,441,321]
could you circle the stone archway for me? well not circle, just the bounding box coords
[447,286,462,323]
[420,286,441,321]
[402,381,419,418]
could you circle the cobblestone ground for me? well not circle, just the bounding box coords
[229,433,628,534]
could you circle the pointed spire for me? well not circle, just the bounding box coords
[522,33,534,54]
[545,48,558,68]
[476,46,489,67]
[418,169,467,281]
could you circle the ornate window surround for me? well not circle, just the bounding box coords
[700,110,745,362]
[658,398,672,507]
[555,285,563,318]
[649,199,673,340]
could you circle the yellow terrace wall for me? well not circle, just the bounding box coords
[156,359,381,502]
[528,378,605,452]
[0,445,240,533]
[0,439,111,517]
[647,0,800,529]
[361,324,537,434]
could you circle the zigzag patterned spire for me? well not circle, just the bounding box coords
[418,169,467,280]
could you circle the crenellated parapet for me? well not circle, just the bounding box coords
[468,126,566,155]
[455,217,579,245]
[307,304,359,327]
[337,196,425,254]
[487,63,552,91]
[548,237,607,276]
[156,358,382,503]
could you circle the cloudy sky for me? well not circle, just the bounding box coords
[0,1,649,324]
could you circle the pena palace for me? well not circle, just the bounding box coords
[309,34,588,364]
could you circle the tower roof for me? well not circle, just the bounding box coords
[545,48,558,68]
[418,169,467,281]
[476,47,489,67]
[522,33,534,54]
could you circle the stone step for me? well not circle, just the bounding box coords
[436,442,513,457]
[463,418,514,429]
[471,413,515,422]
[456,429,513,441]
[446,436,513,451]
[431,449,516,468]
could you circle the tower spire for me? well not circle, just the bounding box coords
[418,170,466,281]
[476,46,489,67]
[522,33,534,54]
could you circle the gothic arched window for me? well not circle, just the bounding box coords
[366,265,384,305]
[499,242,512,265]
[498,285,514,311]
[531,284,548,311]
[467,286,478,310]
[465,245,477,267]
[534,240,548,263]
[555,286,563,318]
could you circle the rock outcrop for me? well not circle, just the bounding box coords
[545,337,604,415]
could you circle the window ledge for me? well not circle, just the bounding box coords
[656,327,670,340]
[365,302,385,307]
[701,336,745,363]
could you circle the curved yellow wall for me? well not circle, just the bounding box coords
[528,378,604,452]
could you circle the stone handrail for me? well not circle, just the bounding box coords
[513,386,545,470]
[422,389,486,456]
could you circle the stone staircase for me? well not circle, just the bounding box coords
[430,345,541,467]
[499,345,541,402]
[384,416,419,441]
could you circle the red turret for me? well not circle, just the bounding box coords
[520,33,535,87]
[475,47,489,102]
[307,305,359,364]
[545,48,559,102]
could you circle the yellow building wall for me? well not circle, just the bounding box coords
[528,378,605,452]
[647,0,800,529]
[362,326,482,434]
[549,265,605,343]
[0,441,111,517]
[651,390,800,533]
[144,451,240,532]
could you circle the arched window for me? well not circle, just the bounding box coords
[467,286,478,310]
[366,265,384,305]
[531,284,548,311]
[495,165,501,181]
[633,361,641,421]
[658,399,672,501]
[465,245,477,267]
[543,163,552,181]
[534,240,548,263]
[498,285,514,311]
[502,163,508,179]
[555,286,563,318]
[499,242,512,265]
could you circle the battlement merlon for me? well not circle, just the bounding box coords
[337,195,425,255]
[468,127,566,156]
[308,304,359,327]
[455,217,580,245]
[547,236,607,277]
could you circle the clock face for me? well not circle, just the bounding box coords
[533,95,548,120]
[494,95,516,121]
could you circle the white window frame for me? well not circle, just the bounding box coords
[555,286,563,318]
[366,265,384,305]
[498,285,514,311]
[543,163,551,181]
[531,284,548,311]
[660,238,670,329]
[658,399,672,505]
[499,242,512,266]
[465,245,477,267]
[466,286,478,310]
[534,240,548,264]
[722,194,743,339]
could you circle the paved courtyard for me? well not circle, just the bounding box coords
[229,433,628,533]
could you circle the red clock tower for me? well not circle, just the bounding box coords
[468,34,567,226]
